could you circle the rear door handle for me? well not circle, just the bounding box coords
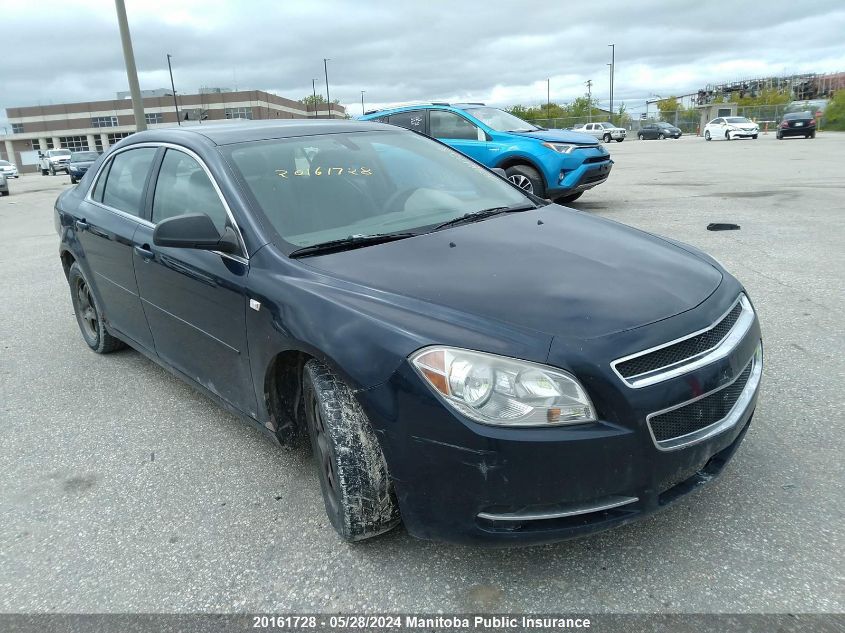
[75,219,89,231]
[134,244,155,261]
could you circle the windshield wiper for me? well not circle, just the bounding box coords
[430,203,536,232]
[288,232,417,258]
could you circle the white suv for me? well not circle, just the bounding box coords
[574,122,627,143]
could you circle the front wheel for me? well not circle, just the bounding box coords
[68,263,126,354]
[504,164,545,198]
[303,359,400,542]
[50,166,56,176]
[602,133,612,143]
[705,131,712,141]
[70,176,77,184]
[725,131,732,141]
[752,135,758,139]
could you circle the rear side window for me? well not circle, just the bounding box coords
[430,111,481,140]
[152,149,228,232]
[100,147,158,216]
[387,110,426,133]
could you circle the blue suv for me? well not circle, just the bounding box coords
[360,103,613,202]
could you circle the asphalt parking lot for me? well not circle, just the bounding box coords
[1,132,843,614]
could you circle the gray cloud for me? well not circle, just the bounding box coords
[2,0,844,128]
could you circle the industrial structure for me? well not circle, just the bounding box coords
[1,89,345,173]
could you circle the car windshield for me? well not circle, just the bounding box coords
[657,122,673,128]
[71,152,99,162]
[224,130,531,250]
[0,161,10,166]
[784,112,811,120]
[52,150,72,156]
[464,107,540,132]
[600,123,615,128]
[725,117,751,124]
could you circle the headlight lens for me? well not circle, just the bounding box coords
[542,142,577,154]
[410,347,596,426]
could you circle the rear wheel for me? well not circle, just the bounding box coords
[555,192,583,204]
[637,133,644,140]
[504,164,545,198]
[68,263,126,354]
[777,132,783,140]
[658,133,665,140]
[303,359,400,542]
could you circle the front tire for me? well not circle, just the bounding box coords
[705,131,712,141]
[602,133,612,143]
[303,360,400,542]
[68,263,126,354]
[505,164,545,198]
[725,131,732,141]
[50,166,56,176]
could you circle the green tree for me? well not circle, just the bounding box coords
[823,90,845,130]
[656,97,681,119]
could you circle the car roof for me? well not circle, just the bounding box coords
[362,103,471,118]
[122,119,397,146]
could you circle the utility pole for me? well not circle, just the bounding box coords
[586,79,593,122]
[323,58,331,119]
[312,78,319,118]
[547,78,550,120]
[608,44,615,124]
[607,63,612,121]
[166,54,180,125]
[114,0,146,131]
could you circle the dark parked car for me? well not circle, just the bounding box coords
[777,111,816,139]
[637,122,682,140]
[55,120,763,545]
[68,150,101,184]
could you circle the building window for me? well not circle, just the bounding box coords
[11,123,24,134]
[95,137,104,153]
[225,107,253,120]
[92,116,119,128]
[145,112,163,125]
[60,136,89,152]
[46,139,54,149]
[107,132,132,145]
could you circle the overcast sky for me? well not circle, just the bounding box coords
[2,0,844,129]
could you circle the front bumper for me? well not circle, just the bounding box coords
[728,129,758,138]
[358,288,761,545]
[548,159,613,197]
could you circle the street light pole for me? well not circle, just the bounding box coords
[312,78,319,118]
[361,90,366,116]
[166,54,180,125]
[323,58,331,119]
[608,43,615,123]
[114,0,146,131]
[547,78,550,120]
[586,79,593,122]
[607,63,612,121]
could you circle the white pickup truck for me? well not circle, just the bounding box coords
[572,122,627,143]
[39,149,72,176]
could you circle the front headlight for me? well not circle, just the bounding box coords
[411,347,596,427]
[542,142,577,154]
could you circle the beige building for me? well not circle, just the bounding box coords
[1,89,345,173]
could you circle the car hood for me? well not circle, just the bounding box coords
[510,129,599,145]
[301,207,723,340]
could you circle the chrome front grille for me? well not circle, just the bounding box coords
[646,345,762,451]
[612,294,755,388]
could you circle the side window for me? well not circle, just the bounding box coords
[100,147,158,216]
[91,159,112,202]
[387,110,426,134]
[585,124,594,131]
[430,111,482,141]
[152,149,228,233]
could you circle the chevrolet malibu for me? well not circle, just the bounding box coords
[55,120,763,545]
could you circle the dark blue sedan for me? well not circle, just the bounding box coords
[55,120,763,545]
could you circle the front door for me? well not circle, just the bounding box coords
[75,146,158,350]
[429,110,490,164]
[133,147,257,414]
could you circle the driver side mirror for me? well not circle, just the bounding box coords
[153,213,240,254]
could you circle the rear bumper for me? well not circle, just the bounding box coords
[779,127,815,137]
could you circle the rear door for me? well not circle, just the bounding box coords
[385,110,428,136]
[132,146,256,414]
[75,146,159,350]
[429,110,490,164]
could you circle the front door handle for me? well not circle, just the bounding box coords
[134,244,155,261]
[75,219,89,231]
